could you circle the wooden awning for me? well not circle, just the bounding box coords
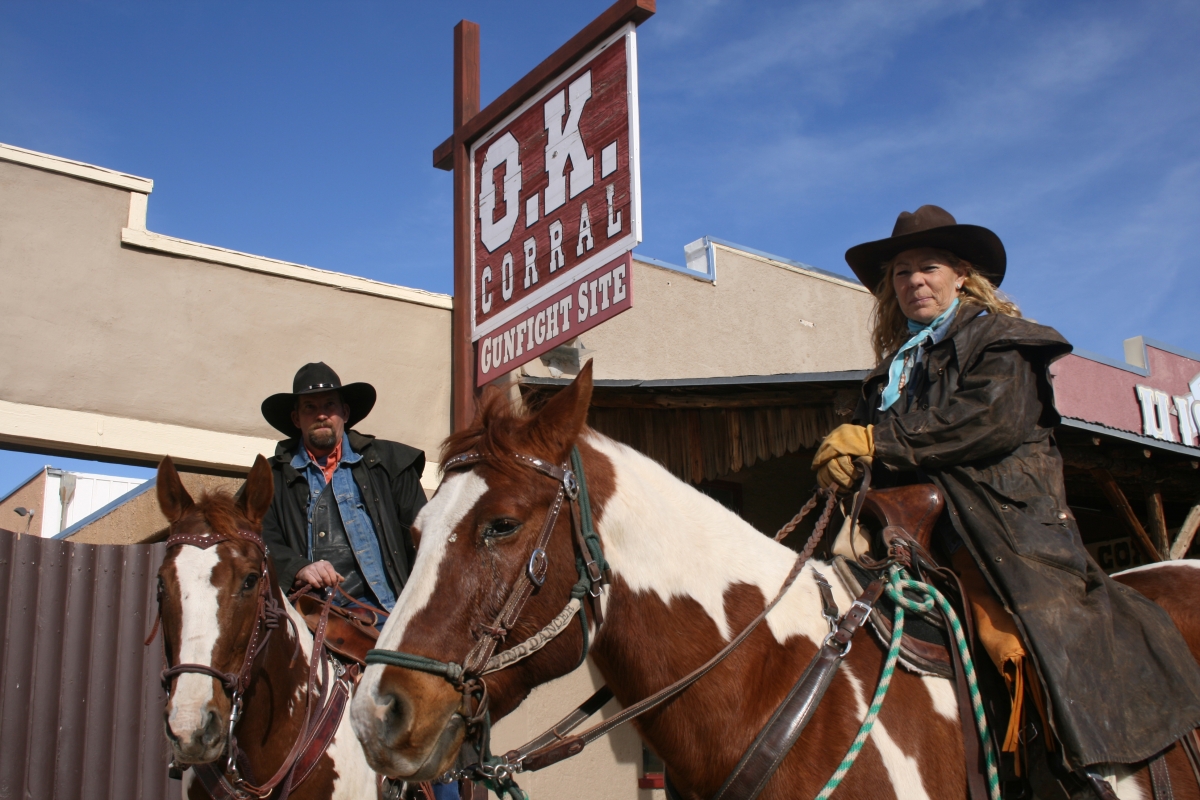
[521,372,865,483]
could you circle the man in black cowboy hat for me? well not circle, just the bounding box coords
[259,362,427,611]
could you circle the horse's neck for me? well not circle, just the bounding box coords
[586,432,839,671]
[235,586,318,768]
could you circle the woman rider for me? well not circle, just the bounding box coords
[812,205,1200,795]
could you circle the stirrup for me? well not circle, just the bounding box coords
[1080,770,1120,800]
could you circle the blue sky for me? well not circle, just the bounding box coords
[1,0,1198,493]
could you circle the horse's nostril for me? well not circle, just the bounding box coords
[380,690,411,743]
[201,710,222,747]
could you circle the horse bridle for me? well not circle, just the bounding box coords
[159,529,286,709]
[366,447,610,773]
[156,527,333,799]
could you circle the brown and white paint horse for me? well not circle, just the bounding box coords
[156,455,378,799]
[351,364,1200,799]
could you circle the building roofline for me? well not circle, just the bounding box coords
[0,142,154,193]
[706,237,868,292]
[0,465,48,507]
[1059,417,1200,458]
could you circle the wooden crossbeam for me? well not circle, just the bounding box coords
[1092,468,1162,562]
[1144,484,1170,557]
[1170,504,1200,560]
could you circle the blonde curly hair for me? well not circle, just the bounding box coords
[869,249,1021,363]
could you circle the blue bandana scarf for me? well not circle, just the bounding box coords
[878,298,960,412]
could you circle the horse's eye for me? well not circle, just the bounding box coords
[241,573,259,592]
[482,519,522,539]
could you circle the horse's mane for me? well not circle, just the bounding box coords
[185,490,256,537]
[440,386,578,478]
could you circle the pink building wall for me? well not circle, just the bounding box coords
[1050,338,1200,444]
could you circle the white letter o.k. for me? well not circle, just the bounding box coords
[479,132,522,253]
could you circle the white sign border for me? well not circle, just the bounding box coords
[469,22,641,342]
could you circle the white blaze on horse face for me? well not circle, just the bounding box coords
[585,434,848,646]
[358,471,488,699]
[167,545,223,738]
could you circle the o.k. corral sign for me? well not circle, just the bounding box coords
[471,23,641,385]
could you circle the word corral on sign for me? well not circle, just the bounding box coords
[471,23,641,384]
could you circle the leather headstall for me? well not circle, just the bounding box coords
[439,450,609,682]
[159,529,285,701]
[156,527,344,800]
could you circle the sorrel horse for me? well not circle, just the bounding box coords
[155,455,378,799]
[350,364,1200,799]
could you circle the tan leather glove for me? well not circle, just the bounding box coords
[812,424,874,491]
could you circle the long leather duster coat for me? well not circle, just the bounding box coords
[853,304,1200,768]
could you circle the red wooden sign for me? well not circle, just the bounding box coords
[470,23,641,384]
[478,251,632,382]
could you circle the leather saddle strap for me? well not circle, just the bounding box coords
[1149,749,1175,800]
[712,581,884,800]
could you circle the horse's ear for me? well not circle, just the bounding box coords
[156,456,194,524]
[237,455,274,526]
[532,360,593,459]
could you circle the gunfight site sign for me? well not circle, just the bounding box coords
[471,23,641,384]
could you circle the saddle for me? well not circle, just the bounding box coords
[830,485,958,677]
[293,591,386,666]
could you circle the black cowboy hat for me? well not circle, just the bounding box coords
[844,205,1006,294]
[261,362,377,437]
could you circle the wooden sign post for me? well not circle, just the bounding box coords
[437,0,655,431]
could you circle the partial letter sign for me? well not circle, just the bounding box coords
[471,24,641,384]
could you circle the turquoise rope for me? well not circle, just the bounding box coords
[814,566,1002,800]
[814,599,906,800]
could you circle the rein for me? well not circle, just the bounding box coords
[154,527,345,800]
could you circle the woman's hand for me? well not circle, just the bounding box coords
[812,424,874,490]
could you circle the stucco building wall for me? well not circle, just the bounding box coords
[0,471,46,536]
[0,145,452,477]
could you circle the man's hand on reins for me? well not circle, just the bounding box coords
[812,424,874,491]
[295,560,343,590]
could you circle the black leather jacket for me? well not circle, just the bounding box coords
[261,429,427,594]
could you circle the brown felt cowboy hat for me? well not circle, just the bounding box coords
[261,362,377,437]
[844,205,1006,294]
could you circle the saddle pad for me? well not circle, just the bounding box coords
[832,556,954,677]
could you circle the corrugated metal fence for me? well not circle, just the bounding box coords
[0,528,179,800]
